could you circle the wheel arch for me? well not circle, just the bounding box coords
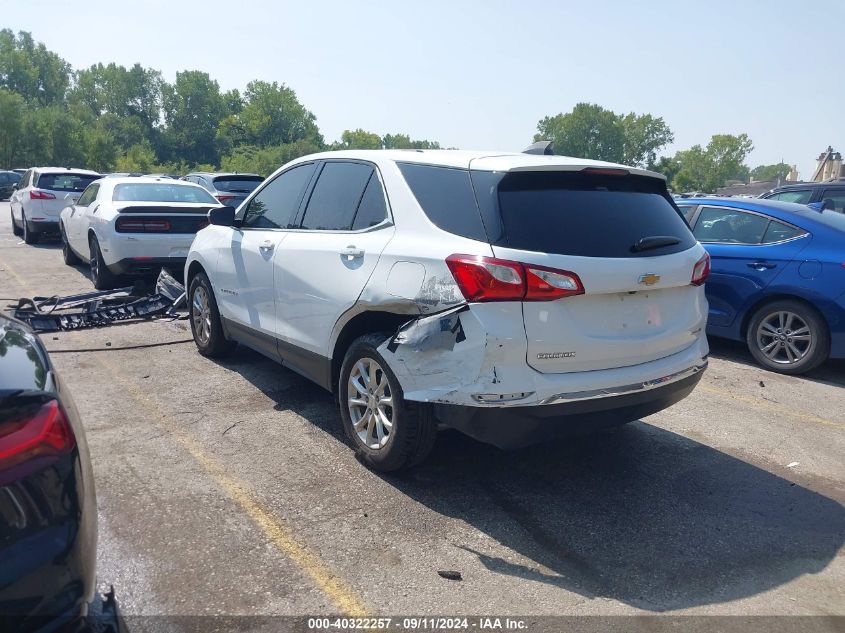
[186,259,207,289]
[330,310,413,394]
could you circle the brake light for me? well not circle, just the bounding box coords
[691,252,711,286]
[580,167,629,177]
[446,254,584,302]
[29,189,56,200]
[115,217,171,232]
[215,194,235,203]
[0,400,75,481]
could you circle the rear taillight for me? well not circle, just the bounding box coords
[115,217,171,232]
[0,400,75,479]
[215,194,236,203]
[580,167,629,177]
[29,189,56,200]
[691,252,711,286]
[446,254,584,302]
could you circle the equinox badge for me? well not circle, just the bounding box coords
[638,273,661,286]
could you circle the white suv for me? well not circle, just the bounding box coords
[186,150,710,470]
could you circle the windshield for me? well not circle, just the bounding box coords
[37,172,99,192]
[213,175,264,193]
[113,183,218,203]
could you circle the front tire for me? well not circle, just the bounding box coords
[339,333,437,471]
[11,209,22,236]
[746,299,829,375]
[188,272,236,357]
[61,224,81,265]
[22,211,39,244]
[88,235,119,290]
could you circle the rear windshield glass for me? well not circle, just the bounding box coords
[213,176,264,193]
[37,172,99,192]
[113,183,218,203]
[480,171,696,258]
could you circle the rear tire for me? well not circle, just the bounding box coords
[746,299,829,375]
[61,223,81,265]
[88,235,119,290]
[11,209,22,236]
[188,272,236,358]
[339,333,437,471]
[22,211,38,244]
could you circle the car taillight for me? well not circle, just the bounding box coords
[115,217,171,232]
[0,400,76,480]
[215,194,236,203]
[29,189,56,200]
[691,252,711,286]
[446,254,584,302]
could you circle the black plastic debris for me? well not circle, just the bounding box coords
[437,570,463,581]
[8,269,187,332]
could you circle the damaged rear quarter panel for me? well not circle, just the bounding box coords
[377,302,530,405]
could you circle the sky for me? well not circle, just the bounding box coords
[5,0,843,178]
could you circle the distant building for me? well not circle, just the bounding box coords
[812,146,845,182]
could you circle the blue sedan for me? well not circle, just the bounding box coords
[676,197,845,374]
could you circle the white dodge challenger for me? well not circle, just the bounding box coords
[60,177,222,289]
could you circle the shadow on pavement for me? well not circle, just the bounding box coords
[216,346,845,613]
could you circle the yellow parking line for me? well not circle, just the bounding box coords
[94,353,369,616]
[697,383,844,430]
[0,256,29,290]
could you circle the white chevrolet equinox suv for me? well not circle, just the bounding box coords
[186,149,710,470]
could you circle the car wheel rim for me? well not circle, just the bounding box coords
[22,214,27,240]
[347,357,393,450]
[89,243,98,281]
[192,286,212,346]
[756,311,812,365]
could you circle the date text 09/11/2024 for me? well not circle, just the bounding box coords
[307,617,529,630]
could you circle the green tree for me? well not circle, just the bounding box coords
[0,88,24,168]
[333,129,383,150]
[535,103,673,167]
[0,29,71,105]
[220,139,322,176]
[750,162,791,182]
[671,133,754,192]
[160,71,228,165]
[382,133,441,150]
[115,140,157,173]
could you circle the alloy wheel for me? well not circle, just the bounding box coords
[347,357,394,449]
[89,241,99,282]
[192,285,212,346]
[755,310,812,365]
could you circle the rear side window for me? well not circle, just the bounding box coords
[300,162,373,230]
[762,220,805,243]
[352,174,389,230]
[398,163,487,241]
[213,175,264,193]
[693,207,769,244]
[481,171,695,258]
[37,172,99,192]
[766,190,812,204]
[242,163,317,229]
[677,205,697,223]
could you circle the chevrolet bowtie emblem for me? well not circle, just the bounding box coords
[638,273,661,286]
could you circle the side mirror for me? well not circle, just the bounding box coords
[209,205,237,227]
[806,202,824,212]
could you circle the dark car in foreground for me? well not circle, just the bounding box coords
[0,171,22,201]
[760,181,845,213]
[0,314,121,632]
[676,197,845,374]
[183,172,263,207]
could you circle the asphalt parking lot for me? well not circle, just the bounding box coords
[1,201,843,619]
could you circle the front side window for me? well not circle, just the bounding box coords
[300,162,374,231]
[820,190,845,213]
[242,162,317,229]
[766,189,812,204]
[76,184,100,207]
[693,207,770,244]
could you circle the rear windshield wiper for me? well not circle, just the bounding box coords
[631,235,682,253]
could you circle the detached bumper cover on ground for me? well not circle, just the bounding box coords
[8,269,186,332]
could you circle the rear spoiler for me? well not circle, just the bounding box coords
[116,206,215,215]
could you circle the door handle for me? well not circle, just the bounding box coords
[340,245,365,258]
[747,261,776,271]
[259,240,275,251]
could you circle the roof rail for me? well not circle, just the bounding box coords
[523,140,554,155]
